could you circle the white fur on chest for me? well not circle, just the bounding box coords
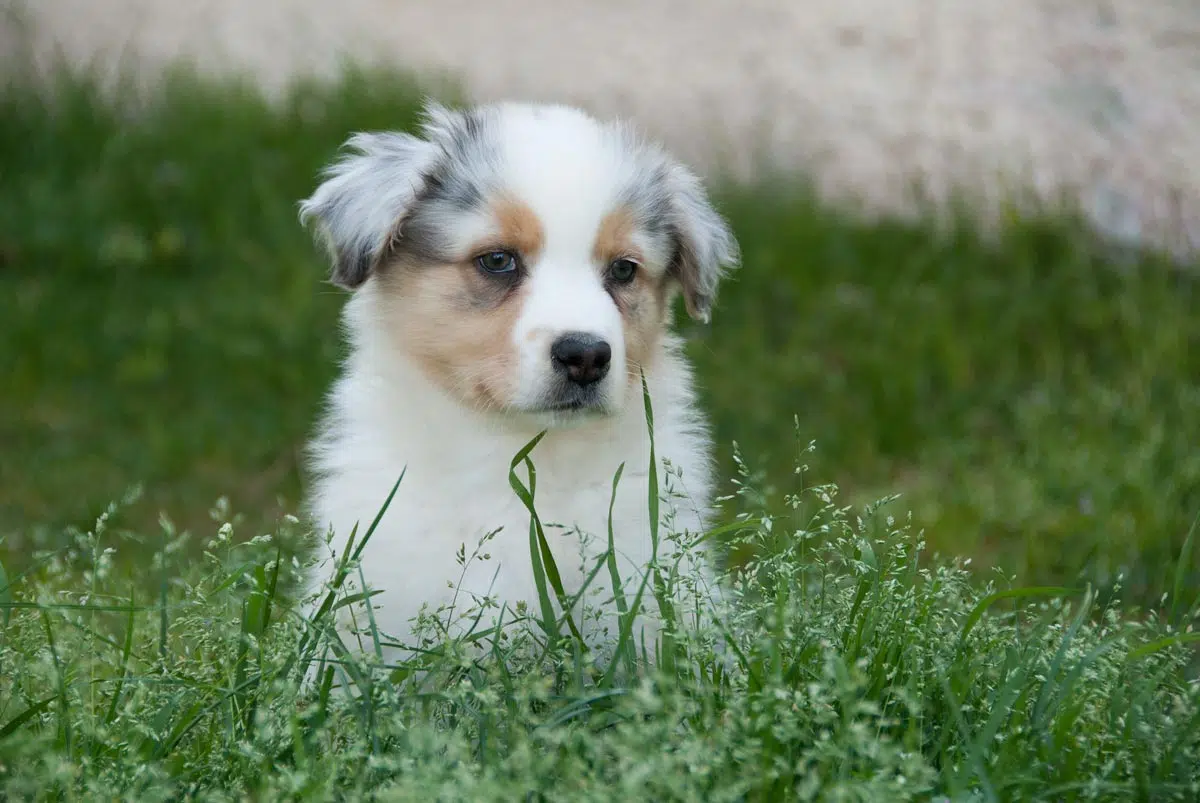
[304,314,713,655]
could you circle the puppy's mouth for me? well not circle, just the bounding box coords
[543,400,588,411]
[530,384,611,417]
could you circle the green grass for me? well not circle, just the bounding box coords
[0,66,422,552]
[1,414,1197,800]
[704,189,1200,608]
[1,62,1199,799]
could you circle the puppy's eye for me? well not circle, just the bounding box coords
[476,250,517,275]
[609,258,638,284]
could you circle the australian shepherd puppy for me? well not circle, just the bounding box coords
[298,99,739,665]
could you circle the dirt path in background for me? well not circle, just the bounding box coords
[15,0,1200,252]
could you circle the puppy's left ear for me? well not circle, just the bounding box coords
[299,131,441,290]
[665,163,740,323]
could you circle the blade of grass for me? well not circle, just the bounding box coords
[0,601,156,612]
[158,531,170,667]
[102,587,138,727]
[1029,589,1094,729]
[511,435,559,646]
[356,563,384,662]
[537,689,629,730]
[1169,512,1198,625]
[602,374,667,682]
[959,586,1078,644]
[507,431,585,646]
[295,470,404,676]
[605,462,630,622]
[642,373,659,566]
[40,608,72,757]
[563,544,618,636]
[641,373,680,672]
[1127,632,1200,661]
[0,555,10,629]
[939,670,999,803]
[0,696,55,741]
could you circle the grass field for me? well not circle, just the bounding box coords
[2,64,1199,799]
[2,416,1198,799]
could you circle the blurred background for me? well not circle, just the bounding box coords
[2,1,1198,608]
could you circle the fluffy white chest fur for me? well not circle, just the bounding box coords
[307,291,713,651]
[298,99,738,661]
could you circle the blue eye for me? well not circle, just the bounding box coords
[477,250,517,275]
[609,258,638,284]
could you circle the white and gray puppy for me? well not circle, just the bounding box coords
[299,99,739,662]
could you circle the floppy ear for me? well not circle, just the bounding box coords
[299,130,441,289]
[664,163,740,323]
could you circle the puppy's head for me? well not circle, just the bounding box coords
[301,100,738,425]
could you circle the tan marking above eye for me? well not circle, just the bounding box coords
[593,207,644,267]
[487,196,545,263]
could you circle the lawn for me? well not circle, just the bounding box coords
[1,418,1197,800]
[1,64,1199,799]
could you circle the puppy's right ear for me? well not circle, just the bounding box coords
[299,131,440,289]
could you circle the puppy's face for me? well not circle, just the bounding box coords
[301,102,738,425]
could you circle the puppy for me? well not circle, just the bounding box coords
[299,100,738,667]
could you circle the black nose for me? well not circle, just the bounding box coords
[550,333,612,386]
